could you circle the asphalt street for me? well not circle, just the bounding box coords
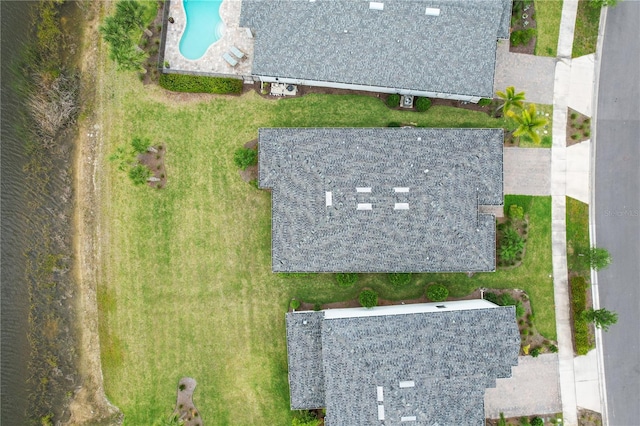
[594,2,640,425]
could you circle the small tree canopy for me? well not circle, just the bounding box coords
[583,308,618,331]
[589,247,611,270]
[358,289,378,308]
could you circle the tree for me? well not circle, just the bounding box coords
[496,86,526,116]
[583,308,618,331]
[588,247,611,270]
[99,0,148,71]
[507,103,548,145]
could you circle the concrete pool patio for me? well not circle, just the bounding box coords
[163,0,253,77]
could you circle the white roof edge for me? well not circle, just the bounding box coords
[323,299,499,319]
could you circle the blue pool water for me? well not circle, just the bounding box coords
[179,0,224,60]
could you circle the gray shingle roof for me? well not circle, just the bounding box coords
[259,128,504,272]
[240,0,512,98]
[285,302,520,425]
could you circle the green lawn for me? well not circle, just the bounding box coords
[96,64,556,423]
[534,0,564,57]
[573,0,602,57]
[566,196,591,275]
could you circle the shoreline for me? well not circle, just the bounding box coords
[67,1,122,424]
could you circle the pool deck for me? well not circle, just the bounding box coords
[164,0,254,77]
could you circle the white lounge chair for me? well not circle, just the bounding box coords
[230,46,246,60]
[222,52,238,67]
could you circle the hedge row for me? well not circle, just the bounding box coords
[570,276,591,355]
[159,73,243,94]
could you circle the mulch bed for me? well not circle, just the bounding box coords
[510,1,537,55]
[174,377,202,426]
[578,408,603,426]
[496,214,529,269]
[141,0,165,85]
[566,107,592,146]
[138,143,167,189]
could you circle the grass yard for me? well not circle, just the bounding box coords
[573,0,602,57]
[566,196,591,274]
[534,0,564,57]
[96,61,555,423]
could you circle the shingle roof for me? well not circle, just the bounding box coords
[259,128,504,272]
[240,0,512,98]
[285,302,520,425]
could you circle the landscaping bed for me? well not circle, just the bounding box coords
[510,0,538,55]
[566,107,591,146]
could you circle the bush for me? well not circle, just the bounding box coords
[388,273,411,288]
[589,247,611,270]
[289,299,300,311]
[336,273,357,288]
[548,344,558,353]
[415,97,432,112]
[387,121,402,127]
[159,73,243,94]
[530,347,541,357]
[234,148,257,170]
[386,94,400,108]
[478,98,492,107]
[131,136,150,154]
[484,291,499,305]
[510,28,536,46]
[499,227,524,262]
[128,164,151,185]
[530,417,544,426]
[313,303,321,311]
[292,410,320,426]
[508,204,524,220]
[570,276,591,355]
[515,301,525,317]
[358,289,378,308]
[519,417,531,426]
[426,284,448,302]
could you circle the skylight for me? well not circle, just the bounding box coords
[369,1,384,10]
[425,7,440,16]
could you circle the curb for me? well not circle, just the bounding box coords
[588,5,610,426]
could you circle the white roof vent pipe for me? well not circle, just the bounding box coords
[425,7,440,16]
[370,2,384,10]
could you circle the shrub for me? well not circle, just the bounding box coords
[426,284,448,302]
[233,148,258,170]
[292,410,321,426]
[415,97,432,112]
[128,164,151,185]
[290,299,300,311]
[500,293,517,306]
[159,73,243,94]
[571,276,591,355]
[530,347,541,357]
[548,344,558,353]
[541,135,552,145]
[499,227,525,262]
[570,112,578,120]
[508,204,524,220]
[478,98,492,107]
[387,121,402,127]
[386,94,400,108]
[583,308,618,331]
[313,303,321,311]
[358,289,378,308]
[388,273,411,288]
[584,130,591,137]
[515,301,525,317]
[571,133,580,140]
[484,292,499,305]
[131,136,150,154]
[530,417,544,426]
[179,384,186,391]
[510,28,536,46]
[336,273,357,288]
[519,417,531,426]
[589,247,611,270]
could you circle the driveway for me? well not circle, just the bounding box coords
[504,147,551,195]
[485,354,562,418]
[494,41,557,104]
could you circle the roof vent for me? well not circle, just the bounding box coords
[377,386,384,402]
[401,416,417,422]
[425,7,440,16]
[399,380,415,388]
[356,187,372,193]
[325,191,333,206]
[377,405,385,420]
[369,1,384,10]
[394,187,410,193]
[394,203,409,210]
[357,203,372,210]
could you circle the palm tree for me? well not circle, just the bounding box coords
[507,104,548,144]
[496,86,526,116]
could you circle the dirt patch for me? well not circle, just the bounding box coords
[138,143,168,189]
[510,1,538,55]
[174,378,202,426]
[578,408,603,426]
[567,107,592,146]
[239,165,258,183]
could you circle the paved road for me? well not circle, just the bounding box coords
[594,2,640,425]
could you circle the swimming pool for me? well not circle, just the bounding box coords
[179,0,225,60]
